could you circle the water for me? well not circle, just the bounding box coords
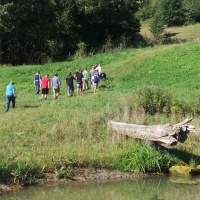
[1,175,200,200]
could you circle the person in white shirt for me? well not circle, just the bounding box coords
[97,64,102,76]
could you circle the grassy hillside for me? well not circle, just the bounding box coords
[140,21,200,43]
[0,37,200,181]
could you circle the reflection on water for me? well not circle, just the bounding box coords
[1,175,200,200]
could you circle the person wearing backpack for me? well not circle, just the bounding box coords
[92,72,99,93]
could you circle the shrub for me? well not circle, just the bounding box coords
[135,85,172,115]
[74,42,87,59]
[150,11,165,44]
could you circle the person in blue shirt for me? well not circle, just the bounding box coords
[51,73,61,99]
[6,81,17,112]
[34,71,41,94]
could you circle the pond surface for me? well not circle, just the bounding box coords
[1,175,200,200]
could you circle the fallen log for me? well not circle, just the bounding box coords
[108,118,195,146]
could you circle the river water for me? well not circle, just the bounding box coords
[1,175,200,200]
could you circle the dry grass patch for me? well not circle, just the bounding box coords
[140,21,200,42]
[165,24,200,42]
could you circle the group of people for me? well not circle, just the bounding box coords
[34,72,61,100]
[67,64,103,96]
[34,64,105,98]
[5,64,106,112]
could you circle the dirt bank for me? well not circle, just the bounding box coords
[0,168,150,195]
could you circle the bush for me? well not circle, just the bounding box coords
[135,85,171,115]
[73,42,87,59]
[150,12,165,44]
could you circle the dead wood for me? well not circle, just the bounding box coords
[108,118,195,146]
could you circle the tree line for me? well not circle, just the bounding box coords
[1,0,200,65]
[137,0,200,41]
[0,0,141,65]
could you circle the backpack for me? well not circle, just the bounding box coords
[93,75,99,83]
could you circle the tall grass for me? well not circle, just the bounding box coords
[0,41,200,183]
[113,142,177,173]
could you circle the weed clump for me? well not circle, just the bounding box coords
[119,85,200,117]
[113,143,177,173]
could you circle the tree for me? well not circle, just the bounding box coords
[182,0,200,24]
[136,0,156,21]
[0,0,54,65]
[54,0,141,51]
[51,0,83,59]
[150,11,164,43]
[158,0,184,27]
[0,0,141,65]
[85,0,140,47]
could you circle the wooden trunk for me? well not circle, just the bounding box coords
[108,118,195,146]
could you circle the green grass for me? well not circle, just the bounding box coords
[1,38,200,182]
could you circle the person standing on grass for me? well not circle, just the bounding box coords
[66,72,75,96]
[75,69,84,94]
[89,66,95,88]
[40,74,50,100]
[52,73,61,99]
[97,64,102,76]
[6,81,17,112]
[92,71,99,93]
[82,67,89,90]
[34,71,41,94]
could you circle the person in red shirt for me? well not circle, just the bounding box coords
[40,74,50,100]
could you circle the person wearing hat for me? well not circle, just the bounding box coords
[6,81,17,112]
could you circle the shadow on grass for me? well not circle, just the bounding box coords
[157,143,200,165]
[168,148,200,165]
[22,105,40,108]
[165,32,180,37]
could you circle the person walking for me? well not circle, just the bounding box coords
[82,68,89,90]
[89,66,95,89]
[34,71,41,94]
[92,71,99,93]
[40,74,50,100]
[75,69,83,95]
[52,73,61,99]
[66,72,75,96]
[97,64,102,76]
[6,81,17,112]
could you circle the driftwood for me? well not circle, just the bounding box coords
[108,118,195,146]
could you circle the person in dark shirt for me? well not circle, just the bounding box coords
[75,69,83,95]
[66,72,75,96]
